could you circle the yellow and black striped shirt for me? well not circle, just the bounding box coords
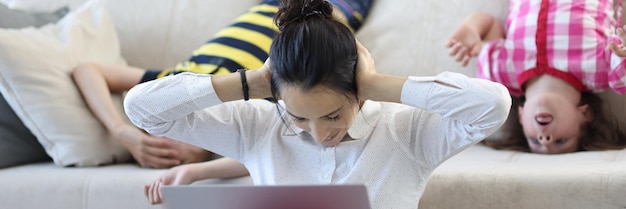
[156,3,279,78]
[140,0,371,83]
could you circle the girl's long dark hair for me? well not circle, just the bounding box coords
[482,92,626,152]
[269,0,358,100]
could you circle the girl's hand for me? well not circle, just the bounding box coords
[144,164,199,204]
[355,39,377,101]
[446,24,483,67]
[608,25,626,57]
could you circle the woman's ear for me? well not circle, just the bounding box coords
[578,104,593,122]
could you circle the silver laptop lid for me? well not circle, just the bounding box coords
[162,184,371,209]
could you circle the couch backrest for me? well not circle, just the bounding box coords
[35,0,616,136]
[104,0,626,135]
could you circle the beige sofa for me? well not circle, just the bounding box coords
[2,0,626,209]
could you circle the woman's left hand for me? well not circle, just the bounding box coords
[355,39,377,101]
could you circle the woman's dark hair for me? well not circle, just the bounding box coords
[482,92,626,152]
[269,0,358,100]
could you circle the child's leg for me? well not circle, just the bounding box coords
[141,0,374,83]
[141,1,282,81]
[327,0,374,32]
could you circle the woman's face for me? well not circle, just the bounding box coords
[518,94,589,154]
[281,85,360,147]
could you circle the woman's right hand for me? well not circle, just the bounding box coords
[354,39,407,104]
[144,163,199,204]
[249,58,274,99]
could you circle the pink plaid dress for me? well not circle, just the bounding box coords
[477,0,626,96]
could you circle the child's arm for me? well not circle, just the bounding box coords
[72,63,212,168]
[447,12,505,67]
[606,25,626,93]
[144,157,249,205]
[608,25,626,57]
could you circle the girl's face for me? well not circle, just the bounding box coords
[518,94,589,154]
[281,85,360,147]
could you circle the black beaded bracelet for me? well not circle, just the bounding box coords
[239,69,249,101]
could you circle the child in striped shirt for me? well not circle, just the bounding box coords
[446,0,626,154]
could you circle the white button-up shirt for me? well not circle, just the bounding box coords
[125,71,511,209]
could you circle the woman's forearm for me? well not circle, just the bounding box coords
[212,69,272,102]
[360,74,407,103]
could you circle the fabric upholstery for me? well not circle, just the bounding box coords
[0,91,50,168]
[0,0,83,12]
[0,0,625,209]
[0,3,67,28]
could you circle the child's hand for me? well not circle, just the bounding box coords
[446,24,483,67]
[144,164,198,204]
[115,124,211,168]
[608,25,626,57]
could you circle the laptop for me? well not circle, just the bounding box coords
[161,184,371,209]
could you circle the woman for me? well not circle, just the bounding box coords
[447,0,626,154]
[125,0,511,208]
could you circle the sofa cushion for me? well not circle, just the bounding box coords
[419,144,626,209]
[0,3,70,168]
[0,92,51,168]
[0,0,131,166]
[0,3,68,28]
[0,0,85,12]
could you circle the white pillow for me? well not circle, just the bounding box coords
[0,0,85,12]
[0,0,131,166]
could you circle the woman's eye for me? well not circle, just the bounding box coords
[292,116,306,122]
[326,115,341,122]
[529,138,540,145]
[555,139,567,145]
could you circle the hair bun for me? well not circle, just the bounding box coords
[275,0,334,30]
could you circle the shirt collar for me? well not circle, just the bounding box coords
[282,100,381,140]
[348,100,381,139]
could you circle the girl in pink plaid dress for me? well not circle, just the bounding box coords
[447,0,626,154]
